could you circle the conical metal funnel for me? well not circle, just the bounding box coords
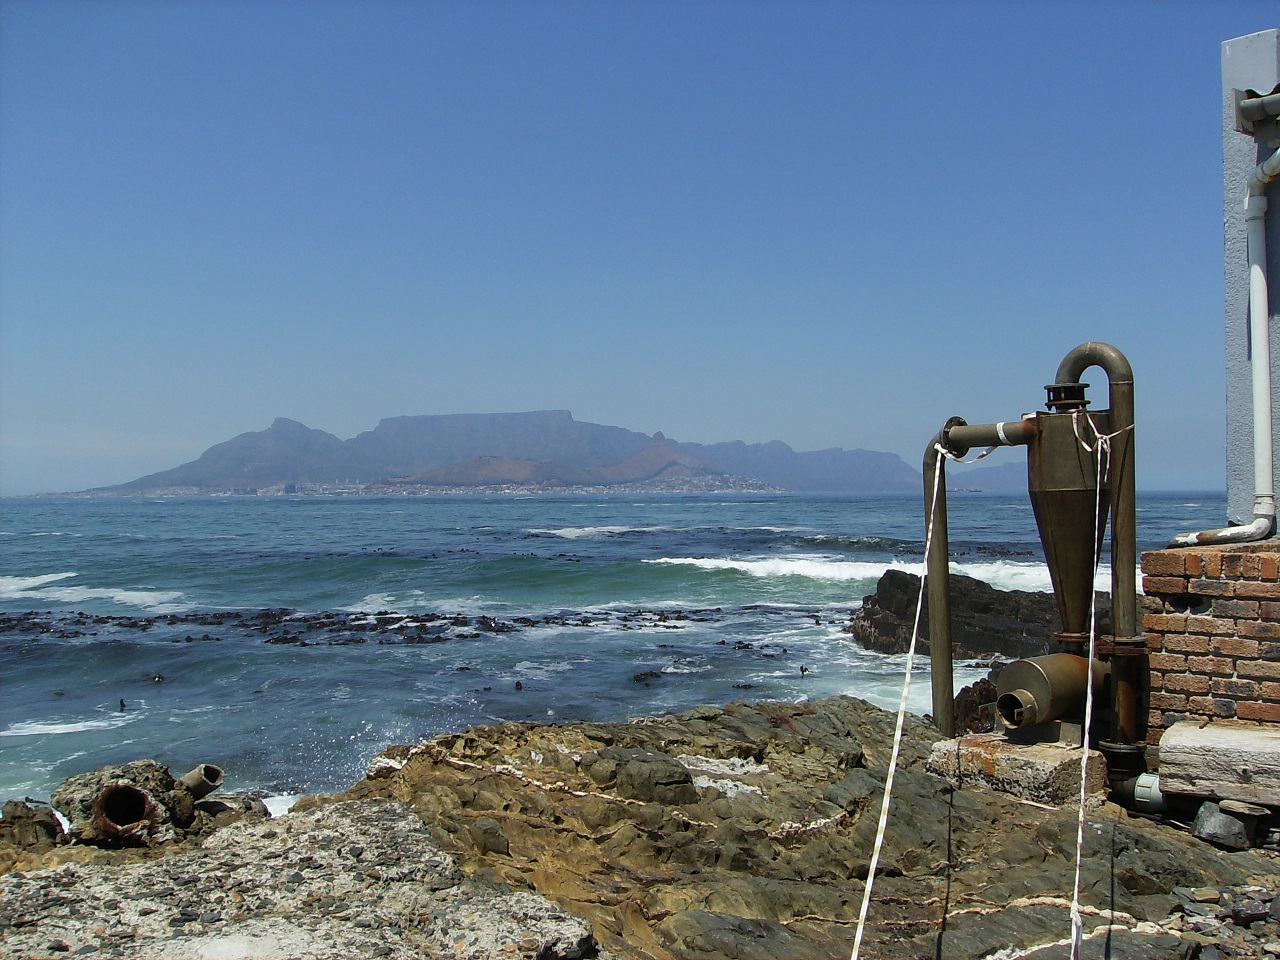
[1027,409,1110,647]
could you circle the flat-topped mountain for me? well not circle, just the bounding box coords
[99,410,923,494]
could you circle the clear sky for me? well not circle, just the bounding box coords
[1,0,1275,495]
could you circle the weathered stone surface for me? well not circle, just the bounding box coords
[925,733,1108,806]
[1194,800,1255,851]
[1160,720,1280,808]
[0,801,63,852]
[0,797,604,960]
[845,568,1112,660]
[335,695,1276,959]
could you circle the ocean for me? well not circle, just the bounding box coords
[0,491,1225,807]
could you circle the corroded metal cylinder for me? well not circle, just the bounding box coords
[996,653,1109,729]
[1026,410,1110,651]
[177,763,224,800]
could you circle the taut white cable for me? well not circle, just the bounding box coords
[849,443,948,960]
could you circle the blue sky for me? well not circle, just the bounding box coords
[1,0,1275,495]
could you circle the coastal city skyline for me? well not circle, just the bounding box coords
[3,1,1277,495]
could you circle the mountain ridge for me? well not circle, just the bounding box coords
[99,411,927,494]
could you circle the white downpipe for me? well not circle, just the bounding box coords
[1172,147,1280,547]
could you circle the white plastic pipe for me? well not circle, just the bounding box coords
[1172,146,1280,546]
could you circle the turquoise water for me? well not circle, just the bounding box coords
[0,491,1225,801]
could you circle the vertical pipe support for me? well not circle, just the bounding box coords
[1053,342,1143,760]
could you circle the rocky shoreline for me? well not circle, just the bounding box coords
[4,696,1280,959]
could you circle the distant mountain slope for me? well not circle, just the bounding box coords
[675,439,920,492]
[97,411,922,494]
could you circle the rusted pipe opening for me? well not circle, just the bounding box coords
[97,784,149,830]
[177,763,224,800]
[996,688,1040,728]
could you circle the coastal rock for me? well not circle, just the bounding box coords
[844,568,1113,660]
[337,695,1276,959]
[0,797,604,960]
[48,759,266,849]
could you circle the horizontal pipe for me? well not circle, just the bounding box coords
[944,418,1036,457]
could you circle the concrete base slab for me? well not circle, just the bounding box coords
[926,733,1108,806]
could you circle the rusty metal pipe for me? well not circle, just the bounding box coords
[996,654,1109,730]
[92,783,153,841]
[177,764,224,800]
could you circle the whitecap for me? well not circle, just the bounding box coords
[0,572,78,594]
[1,713,139,738]
[661,658,712,674]
[644,556,913,581]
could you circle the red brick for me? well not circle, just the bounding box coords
[1143,576,1187,596]
[1148,691,1187,710]
[1234,581,1280,599]
[1148,652,1187,672]
[1186,553,1205,577]
[1223,554,1245,578]
[1188,696,1238,717]
[1204,553,1224,578]
[1141,552,1187,576]
[1262,680,1280,699]
[1189,579,1235,597]
[1261,555,1280,580]
[1213,636,1260,658]
[1236,700,1280,722]
[1164,674,1212,694]
[1260,601,1280,621]
[1262,642,1280,657]
[1164,635,1211,654]
[1239,620,1280,638]
[1212,677,1260,698]
[1243,555,1264,579]
[1188,655,1235,675]
[1185,616,1236,635]
[1211,599,1258,619]
[1145,632,1165,653]
[1143,613,1188,633]
[1238,659,1280,680]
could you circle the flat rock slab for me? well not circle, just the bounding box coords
[925,733,1108,806]
[0,797,600,960]
[1160,720,1280,808]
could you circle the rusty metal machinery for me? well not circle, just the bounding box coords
[923,342,1143,782]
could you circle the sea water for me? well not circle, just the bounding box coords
[0,491,1225,803]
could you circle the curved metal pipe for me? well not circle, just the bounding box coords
[1173,147,1280,547]
[1053,342,1137,646]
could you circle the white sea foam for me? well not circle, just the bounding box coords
[263,794,300,818]
[662,658,712,674]
[645,556,913,581]
[0,572,79,593]
[529,525,667,539]
[0,713,139,738]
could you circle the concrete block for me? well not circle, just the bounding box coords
[926,734,1107,807]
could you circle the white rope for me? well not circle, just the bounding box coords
[849,443,948,960]
[1067,410,1129,959]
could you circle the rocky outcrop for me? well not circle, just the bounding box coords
[0,797,604,960]
[845,568,1113,661]
[335,696,1276,960]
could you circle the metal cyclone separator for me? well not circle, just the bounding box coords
[923,342,1142,787]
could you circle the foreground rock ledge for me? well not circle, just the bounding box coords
[339,696,1278,959]
[0,797,600,960]
[3,696,1279,959]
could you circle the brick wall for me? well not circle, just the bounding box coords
[1141,544,1280,743]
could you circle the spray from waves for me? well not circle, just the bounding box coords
[646,555,1126,596]
[645,556,918,581]
[0,572,188,612]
